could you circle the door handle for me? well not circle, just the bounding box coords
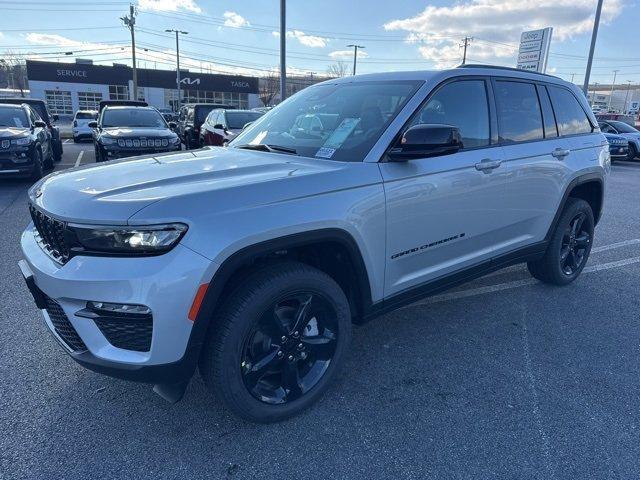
[474,159,502,172]
[551,148,571,159]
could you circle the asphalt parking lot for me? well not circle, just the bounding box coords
[1,146,640,480]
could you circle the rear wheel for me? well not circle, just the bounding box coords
[199,262,352,423]
[528,198,594,285]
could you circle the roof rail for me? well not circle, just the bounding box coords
[457,64,557,78]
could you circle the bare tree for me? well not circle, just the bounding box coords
[0,52,27,97]
[259,70,280,106]
[326,60,349,78]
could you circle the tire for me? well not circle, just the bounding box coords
[53,141,62,163]
[95,146,104,163]
[44,144,55,169]
[199,261,352,423]
[30,147,44,181]
[73,136,79,143]
[527,198,594,286]
[628,144,638,162]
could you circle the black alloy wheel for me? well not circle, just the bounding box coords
[241,292,339,405]
[560,212,591,276]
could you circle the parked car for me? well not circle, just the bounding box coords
[1,98,62,164]
[20,66,609,423]
[200,109,264,146]
[599,120,640,160]
[0,103,52,179]
[72,110,98,143]
[90,105,180,162]
[98,100,148,113]
[178,103,236,149]
[603,133,629,162]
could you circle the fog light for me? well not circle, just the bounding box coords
[87,301,151,315]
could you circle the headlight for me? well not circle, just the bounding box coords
[11,137,30,146]
[170,136,181,145]
[69,223,187,254]
[100,137,116,145]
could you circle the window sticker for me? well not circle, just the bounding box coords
[323,117,360,149]
[315,147,336,158]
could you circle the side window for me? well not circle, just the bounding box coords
[411,80,490,149]
[537,85,558,138]
[600,123,616,134]
[548,86,592,136]
[494,81,544,143]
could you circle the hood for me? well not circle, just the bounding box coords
[100,127,175,138]
[0,127,29,138]
[29,147,342,224]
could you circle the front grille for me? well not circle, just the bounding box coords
[94,316,152,352]
[29,205,71,264]
[44,297,87,352]
[116,138,169,148]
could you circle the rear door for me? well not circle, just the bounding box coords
[380,77,511,298]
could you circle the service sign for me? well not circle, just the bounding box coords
[516,27,553,73]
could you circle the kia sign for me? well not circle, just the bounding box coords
[516,27,553,73]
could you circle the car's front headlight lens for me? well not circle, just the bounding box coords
[11,137,30,146]
[170,136,181,145]
[100,137,116,145]
[70,223,187,254]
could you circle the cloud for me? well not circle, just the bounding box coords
[137,0,202,13]
[223,11,249,28]
[272,30,329,48]
[329,49,368,59]
[384,0,624,68]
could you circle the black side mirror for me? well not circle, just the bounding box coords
[33,120,46,128]
[388,124,463,161]
[214,123,225,130]
[168,121,177,129]
[88,121,98,129]
[52,114,59,122]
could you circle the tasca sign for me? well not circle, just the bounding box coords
[516,27,553,73]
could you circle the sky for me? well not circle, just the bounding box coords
[0,0,639,86]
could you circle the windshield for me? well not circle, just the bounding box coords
[102,108,167,128]
[76,112,97,120]
[0,107,29,128]
[610,121,638,133]
[231,80,422,161]
[195,106,216,124]
[227,111,264,129]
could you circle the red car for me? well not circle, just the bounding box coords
[200,109,264,146]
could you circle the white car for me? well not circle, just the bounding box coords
[72,110,98,142]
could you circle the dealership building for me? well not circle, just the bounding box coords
[25,59,261,115]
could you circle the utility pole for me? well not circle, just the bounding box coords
[166,29,188,111]
[279,0,286,102]
[121,4,138,100]
[583,0,604,94]
[623,80,633,114]
[347,44,365,75]
[460,36,473,64]
[608,69,619,112]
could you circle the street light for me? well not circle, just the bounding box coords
[166,29,188,111]
[347,44,365,76]
[608,70,619,112]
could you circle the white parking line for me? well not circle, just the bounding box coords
[74,150,84,167]
[63,139,71,144]
[409,255,640,307]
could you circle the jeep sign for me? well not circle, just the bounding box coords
[516,27,553,73]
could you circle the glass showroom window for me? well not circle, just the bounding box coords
[44,90,73,115]
[77,91,102,111]
[108,85,129,100]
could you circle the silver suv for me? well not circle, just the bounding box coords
[20,66,610,422]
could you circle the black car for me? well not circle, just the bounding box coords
[1,98,62,165]
[178,103,236,149]
[0,103,52,180]
[90,105,181,162]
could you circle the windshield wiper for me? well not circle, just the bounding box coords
[235,143,298,155]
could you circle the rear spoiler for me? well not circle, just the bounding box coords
[99,100,148,113]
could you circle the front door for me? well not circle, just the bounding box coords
[379,78,510,298]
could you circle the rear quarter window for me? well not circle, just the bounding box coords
[547,86,593,136]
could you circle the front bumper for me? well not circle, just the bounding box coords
[0,150,35,176]
[609,145,629,158]
[100,144,181,160]
[20,225,215,383]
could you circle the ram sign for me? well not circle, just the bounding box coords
[516,28,553,73]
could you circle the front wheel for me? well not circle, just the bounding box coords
[199,262,352,423]
[30,148,44,181]
[628,144,638,162]
[528,198,594,285]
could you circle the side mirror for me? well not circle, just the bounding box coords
[34,120,46,128]
[168,121,177,129]
[388,124,463,161]
[88,121,98,129]
[52,114,59,122]
[214,123,225,130]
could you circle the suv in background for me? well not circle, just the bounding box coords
[178,103,235,149]
[598,120,640,161]
[200,109,264,146]
[603,132,629,162]
[20,66,609,423]
[90,105,180,162]
[72,110,98,143]
[0,103,52,179]
[1,98,63,164]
